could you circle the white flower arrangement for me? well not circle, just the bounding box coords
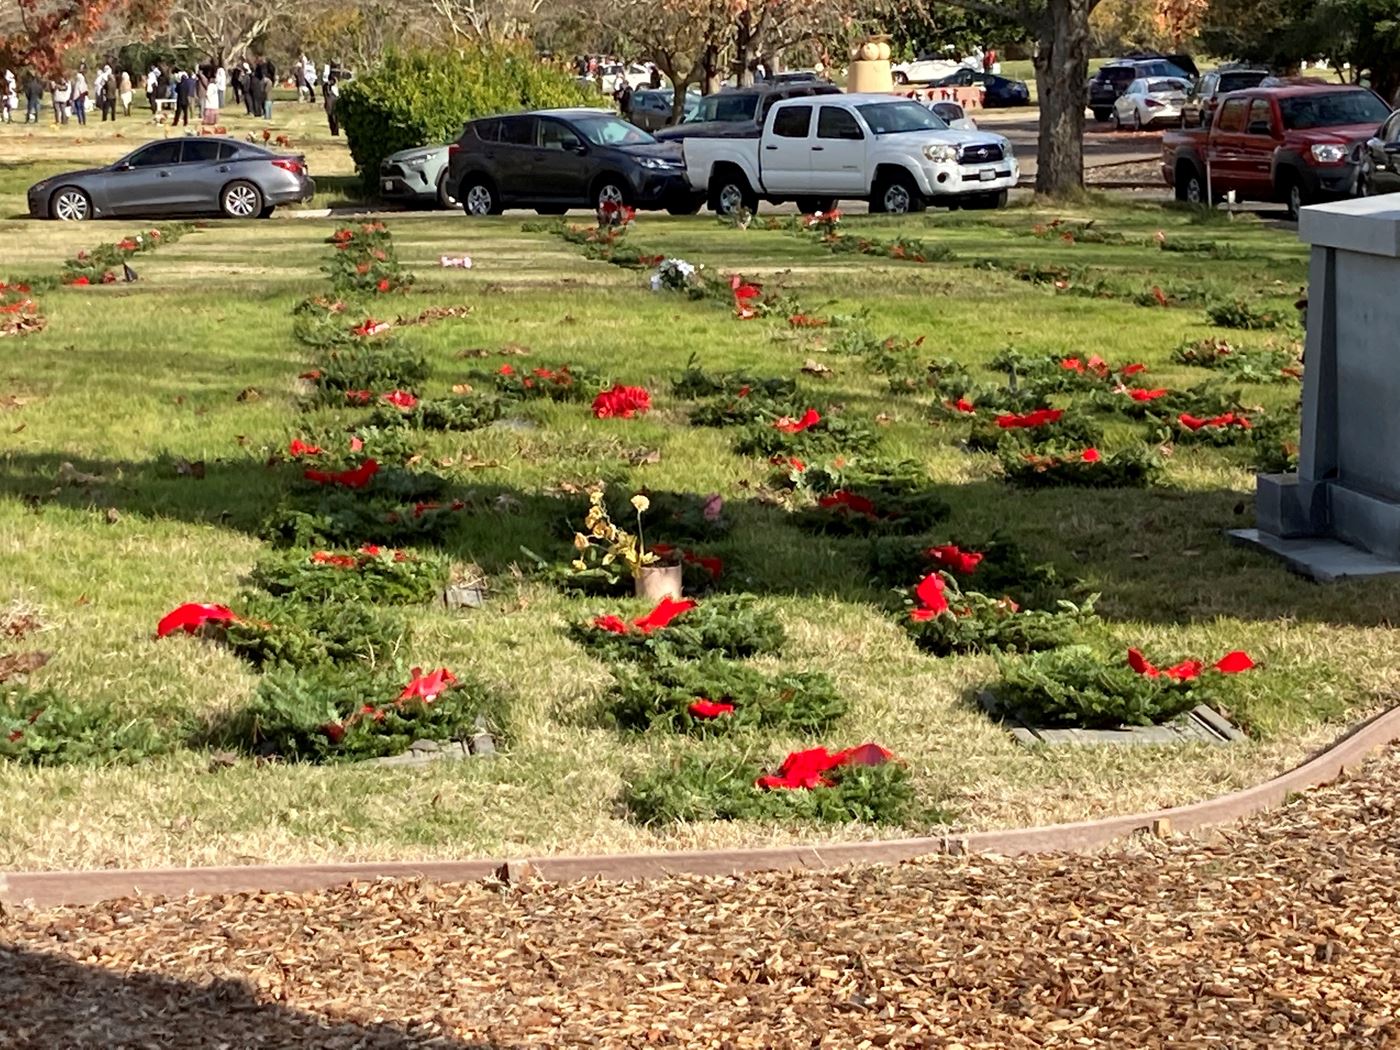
[650,257,698,293]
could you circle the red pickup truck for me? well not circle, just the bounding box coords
[1161,83,1392,217]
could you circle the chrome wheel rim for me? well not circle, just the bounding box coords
[465,184,492,215]
[224,184,257,217]
[883,184,911,213]
[597,183,625,209]
[54,189,88,221]
[1186,179,1202,204]
[1290,185,1302,216]
[718,184,745,215]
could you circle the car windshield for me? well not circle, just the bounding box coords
[1219,71,1267,92]
[856,100,948,134]
[1280,92,1389,129]
[571,115,657,146]
[690,93,758,123]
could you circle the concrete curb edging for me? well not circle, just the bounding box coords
[5,706,1399,909]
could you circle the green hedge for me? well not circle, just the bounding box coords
[339,46,595,194]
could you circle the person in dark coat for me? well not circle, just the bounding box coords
[323,71,339,135]
[172,70,193,125]
[24,72,43,122]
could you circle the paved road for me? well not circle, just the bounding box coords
[976,108,1164,178]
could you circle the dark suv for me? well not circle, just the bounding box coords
[653,83,841,141]
[1181,66,1271,127]
[446,108,692,216]
[1088,54,1197,121]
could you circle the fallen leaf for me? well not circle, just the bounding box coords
[500,342,531,356]
[874,413,893,426]
[451,383,474,395]
[0,651,50,683]
[56,462,103,486]
[236,387,261,402]
[104,507,120,525]
[801,359,832,376]
[629,448,662,466]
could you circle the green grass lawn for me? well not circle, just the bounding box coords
[0,163,1393,871]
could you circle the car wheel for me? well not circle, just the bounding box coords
[436,172,457,209]
[708,171,758,216]
[50,186,92,221]
[1132,110,1143,132]
[259,205,276,219]
[1356,161,1375,198]
[594,178,629,212]
[1092,107,1111,122]
[873,172,924,215]
[460,177,501,216]
[665,196,704,216]
[220,180,263,219]
[794,196,838,215]
[1112,110,1122,131]
[1285,178,1308,220]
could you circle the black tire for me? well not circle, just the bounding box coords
[534,205,568,215]
[1175,164,1207,205]
[220,180,263,219]
[1112,110,1122,131]
[871,171,925,215]
[794,196,838,214]
[1132,110,1143,132]
[963,189,1008,210]
[1092,107,1111,122]
[460,176,502,216]
[436,172,456,209]
[259,205,276,219]
[1282,174,1308,220]
[708,169,759,216]
[1356,162,1375,198]
[593,177,629,213]
[49,185,92,221]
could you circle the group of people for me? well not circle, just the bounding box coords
[1,51,348,135]
[2,64,134,124]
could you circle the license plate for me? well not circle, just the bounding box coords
[979,169,996,182]
[384,179,396,191]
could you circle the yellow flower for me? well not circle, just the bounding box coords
[571,559,588,571]
[631,494,650,513]
[573,533,591,551]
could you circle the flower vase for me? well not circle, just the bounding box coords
[634,564,683,601]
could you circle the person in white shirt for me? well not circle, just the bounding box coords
[2,70,15,122]
[72,64,87,124]
[147,65,159,112]
[52,74,70,123]
[119,69,132,115]
[214,64,226,108]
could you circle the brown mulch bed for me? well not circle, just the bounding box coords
[5,748,1400,1049]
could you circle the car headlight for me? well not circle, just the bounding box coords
[923,144,957,163]
[638,156,679,170]
[999,138,1014,158]
[1311,144,1346,164]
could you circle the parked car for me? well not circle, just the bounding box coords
[600,62,655,93]
[1161,83,1391,217]
[763,71,830,86]
[891,53,963,86]
[1181,66,1271,128]
[1355,108,1400,197]
[1112,76,1191,130]
[446,108,693,216]
[927,68,1031,107]
[379,144,454,208]
[681,93,1017,216]
[627,88,701,132]
[653,82,841,142]
[1088,56,1195,121]
[27,137,313,220]
[929,100,978,131]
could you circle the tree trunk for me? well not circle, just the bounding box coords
[734,10,755,86]
[1032,0,1092,198]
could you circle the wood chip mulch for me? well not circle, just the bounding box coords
[5,747,1400,1049]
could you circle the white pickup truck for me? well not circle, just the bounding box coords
[681,92,1018,215]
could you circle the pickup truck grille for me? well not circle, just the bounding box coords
[959,143,1004,164]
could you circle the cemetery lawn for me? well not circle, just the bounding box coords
[2,172,1397,870]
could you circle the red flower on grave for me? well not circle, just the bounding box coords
[288,438,323,458]
[382,390,418,410]
[1213,650,1256,674]
[689,699,735,719]
[352,318,391,338]
[1086,355,1111,377]
[912,573,949,619]
[303,458,379,489]
[298,369,323,381]
[499,364,515,376]
[332,228,353,243]
[311,551,359,569]
[592,384,652,419]
[633,596,697,634]
[321,722,346,744]
[156,602,237,638]
[788,314,828,328]
[398,667,458,703]
[376,278,391,293]
[774,409,821,433]
[1120,363,1147,376]
[996,408,1063,429]
[818,490,878,518]
[349,435,365,452]
[68,275,90,286]
[755,742,895,790]
[927,544,983,575]
[1060,357,1084,373]
[592,614,630,634]
[1128,388,1169,402]
[1081,448,1102,462]
[358,544,383,557]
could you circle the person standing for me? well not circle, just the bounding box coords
[259,63,273,121]
[119,69,132,115]
[323,70,340,135]
[72,64,87,125]
[52,73,70,123]
[304,54,317,102]
[214,63,226,108]
[25,71,42,122]
[243,59,256,115]
[146,64,159,112]
[172,70,191,126]
[201,64,219,125]
[2,70,15,122]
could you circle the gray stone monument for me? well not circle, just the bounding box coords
[1232,197,1400,580]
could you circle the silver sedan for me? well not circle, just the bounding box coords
[27,137,316,220]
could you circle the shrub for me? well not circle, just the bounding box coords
[0,688,170,766]
[901,574,1096,657]
[261,493,464,548]
[224,596,410,669]
[250,547,449,604]
[1001,447,1161,488]
[1207,298,1285,330]
[792,480,951,536]
[965,410,1103,453]
[219,663,504,763]
[869,536,1075,610]
[670,356,798,401]
[991,646,1203,728]
[609,658,846,734]
[369,394,503,432]
[307,343,430,399]
[623,753,914,825]
[339,46,594,194]
[571,595,784,662]
[734,412,880,458]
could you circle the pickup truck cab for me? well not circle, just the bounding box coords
[682,93,1017,215]
[654,83,841,143]
[1161,83,1392,218]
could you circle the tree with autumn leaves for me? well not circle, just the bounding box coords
[0,0,164,73]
